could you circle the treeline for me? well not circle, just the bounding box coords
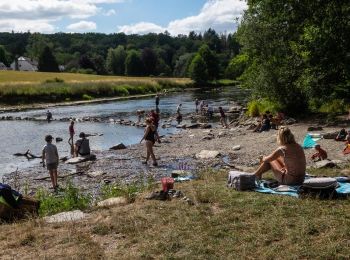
[0,29,240,80]
[235,0,350,114]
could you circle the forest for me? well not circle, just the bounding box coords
[0,0,349,114]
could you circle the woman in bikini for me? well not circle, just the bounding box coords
[140,118,158,166]
[254,126,306,185]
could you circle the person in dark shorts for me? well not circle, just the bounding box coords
[155,94,160,107]
[74,132,91,157]
[68,121,75,143]
[46,110,52,123]
[42,135,59,190]
[140,118,158,166]
[195,99,199,113]
[218,107,228,128]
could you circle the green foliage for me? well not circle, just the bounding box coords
[82,94,93,100]
[0,45,7,65]
[318,99,348,114]
[106,45,126,75]
[225,54,248,79]
[36,181,92,216]
[38,46,59,72]
[173,53,195,77]
[246,99,282,117]
[125,50,144,76]
[237,0,350,115]
[198,44,219,80]
[189,54,209,84]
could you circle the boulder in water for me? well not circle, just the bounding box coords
[110,143,127,150]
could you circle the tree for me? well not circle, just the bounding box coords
[0,45,7,65]
[189,54,208,84]
[79,55,95,71]
[125,50,144,76]
[38,46,59,72]
[198,44,219,80]
[27,33,51,59]
[106,45,126,75]
[225,54,249,79]
[141,47,158,75]
[173,53,195,77]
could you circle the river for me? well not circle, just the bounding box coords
[0,86,248,177]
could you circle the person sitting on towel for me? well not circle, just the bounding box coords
[311,144,328,161]
[254,126,306,185]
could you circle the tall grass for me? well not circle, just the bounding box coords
[0,78,191,104]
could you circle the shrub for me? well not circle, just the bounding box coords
[318,99,348,114]
[36,181,92,216]
[82,94,93,100]
[246,99,283,117]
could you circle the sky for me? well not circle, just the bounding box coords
[0,0,247,35]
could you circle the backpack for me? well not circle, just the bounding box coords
[298,177,338,199]
[227,171,256,191]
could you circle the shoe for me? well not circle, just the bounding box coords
[152,162,158,167]
[142,161,148,164]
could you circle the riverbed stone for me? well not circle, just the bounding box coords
[232,145,241,151]
[323,131,338,139]
[44,210,88,223]
[307,126,323,131]
[110,143,127,150]
[315,159,336,169]
[56,137,63,142]
[87,171,106,178]
[97,197,128,208]
[66,154,96,164]
[196,150,220,159]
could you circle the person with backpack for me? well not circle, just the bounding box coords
[42,135,59,190]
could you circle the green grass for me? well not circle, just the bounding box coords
[0,71,192,104]
[1,167,349,258]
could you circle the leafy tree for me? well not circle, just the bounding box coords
[156,58,171,76]
[125,50,144,76]
[198,44,219,80]
[27,33,51,59]
[225,54,249,79]
[203,28,221,52]
[141,47,158,75]
[79,55,95,71]
[0,45,8,65]
[106,45,126,75]
[173,53,195,77]
[38,46,59,72]
[189,54,208,84]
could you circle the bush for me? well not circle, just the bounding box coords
[246,99,283,117]
[318,99,348,114]
[36,181,92,216]
[82,94,93,100]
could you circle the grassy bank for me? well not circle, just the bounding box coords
[1,167,349,259]
[0,71,192,104]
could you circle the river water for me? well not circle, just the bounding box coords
[0,87,248,176]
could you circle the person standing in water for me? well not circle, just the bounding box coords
[140,118,158,166]
[218,107,228,128]
[68,121,75,156]
[42,135,59,190]
[46,110,52,123]
[195,99,199,113]
[155,94,160,107]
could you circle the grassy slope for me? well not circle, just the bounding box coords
[0,71,191,84]
[0,168,349,259]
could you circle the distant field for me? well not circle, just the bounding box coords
[0,71,191,84]
[0,71,192,105]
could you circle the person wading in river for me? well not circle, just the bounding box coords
[68,121,75,156]
[140,118,158,166]
[42,135,59,190]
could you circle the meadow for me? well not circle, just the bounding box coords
[0,71,192,104]
[0,167,349,259]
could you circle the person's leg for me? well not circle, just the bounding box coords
[254,161,271,179]
[49,169,55,189]
[269,157,285,183]
[53,168,58,188]
[145,142,151,162]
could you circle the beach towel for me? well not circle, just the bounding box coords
[254,179,350,198]
[302,134,317,149]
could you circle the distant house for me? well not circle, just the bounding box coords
[0,62,8,70]
[10,56,38,71]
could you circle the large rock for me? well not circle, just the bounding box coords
[110,143,127,150]
[315,159,336,169]
[87,171,106,178]
[186,123,200,129]
[44,210,87,223]
[196,150,220,159]
[232,145,241,151]
[66,154,96,164]
[97,197,128,208]
[307,126,323,131]
[322,131,338,139]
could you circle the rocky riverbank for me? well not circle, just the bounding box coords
[3,112,350,196]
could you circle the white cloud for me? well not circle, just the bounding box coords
[118,22,164,35]
[118,0,247,35]
[0,19,55,33]
[67,21,97,31]
[104,9,117,16]
[0,0,124,32]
